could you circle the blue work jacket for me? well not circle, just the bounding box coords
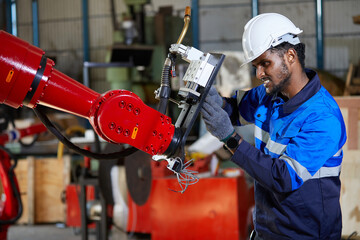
[224,69,347,240]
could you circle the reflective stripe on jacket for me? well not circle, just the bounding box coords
[225,69,347,240]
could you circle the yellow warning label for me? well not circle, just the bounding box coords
[6,70,14,83]
[131,127,138,139]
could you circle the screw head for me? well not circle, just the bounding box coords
[119,101,126,108]
[109,122,116,130]
[116,126,122,134]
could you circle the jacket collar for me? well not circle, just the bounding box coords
[274,68,321,114]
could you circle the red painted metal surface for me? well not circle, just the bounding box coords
[0,123,47,240]
[0,30,175,156]
[150,176,252,240]
[0,151,16,240]
[0,152,19,223]
[65,184,96,228]
[0,31,43,109]
[127,192,153,234]
[127,173,254,240]
[89,90,174,155]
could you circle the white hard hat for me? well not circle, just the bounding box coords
[242,13,303,65]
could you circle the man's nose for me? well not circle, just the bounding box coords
[256,67,265,79]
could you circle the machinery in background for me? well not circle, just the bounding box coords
[0,121,47,240]
[106,1,192,105]
[106,0,156,93]
[0,5,228,240]
[0,4,225,188]
[125,155,255,240]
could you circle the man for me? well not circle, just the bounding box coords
[201,13,347,240]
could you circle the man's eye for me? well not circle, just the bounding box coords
[262,61,270,67]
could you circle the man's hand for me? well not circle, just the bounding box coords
[201,88,234,141]
[207,86,224,107]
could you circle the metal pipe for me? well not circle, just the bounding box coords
[176,6,191,44]
[191,0,199,49]
[5,0,12,34]
[316,0,324,69]
[31,0,39,47]
[251,0,259,18]
[82,0,90,62]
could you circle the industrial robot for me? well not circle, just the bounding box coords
[0,6,225,193]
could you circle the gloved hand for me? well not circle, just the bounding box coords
[207,86,224,107]
[201,92,234,142]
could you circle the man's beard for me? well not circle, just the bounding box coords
[267,61,291,96]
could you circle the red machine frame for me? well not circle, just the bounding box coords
[0,123,47,240]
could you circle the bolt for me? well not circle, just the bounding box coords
[108,122,116,130]
[127,104,133,112]
[145,146,150,152]
[119,101,126,108]
[124,129,130,137]
[158,134,163,139]
[153,130,157,136]
[134,108,140,115]
[116,126,122,134]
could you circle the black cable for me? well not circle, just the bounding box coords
[0,145,23,225]
[33,107,137,160]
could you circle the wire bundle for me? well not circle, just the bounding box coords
[167,157,199,193]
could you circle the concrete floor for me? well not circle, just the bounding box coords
[7,224,150,240]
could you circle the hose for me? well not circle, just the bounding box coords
[157,57,172,114]
[157,6,191,114]
[33,106,137,160]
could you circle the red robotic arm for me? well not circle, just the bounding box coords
[0,30,177,157]
[0,29,225,175]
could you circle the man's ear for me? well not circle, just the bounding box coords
[286,48,297,65]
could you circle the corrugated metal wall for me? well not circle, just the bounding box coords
[15,0,360,92]
[16,0,128,93]
[198,0,360,79]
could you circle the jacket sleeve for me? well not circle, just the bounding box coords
[231,111,345,193]
[223,85,267,125]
